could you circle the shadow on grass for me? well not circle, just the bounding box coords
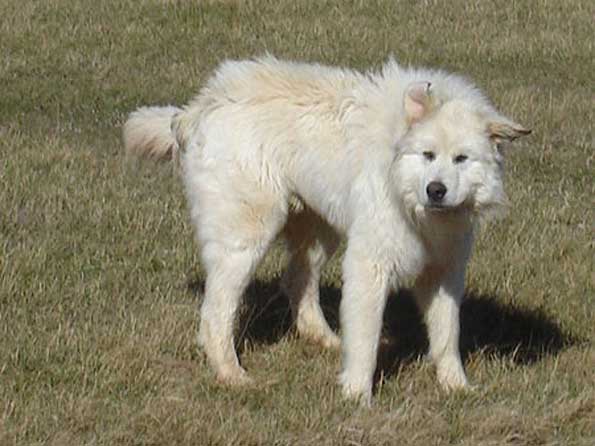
[188,278,577,377]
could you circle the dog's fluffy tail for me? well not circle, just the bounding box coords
[123,106,181,160]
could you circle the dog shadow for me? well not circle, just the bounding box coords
[188,278,577,379]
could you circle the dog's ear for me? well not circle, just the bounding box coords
[404,81,435,125]
[488,119,531,145]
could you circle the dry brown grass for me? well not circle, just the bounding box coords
[1,0,593,444]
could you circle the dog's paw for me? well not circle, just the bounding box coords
[320,332,341,350]
[296,316,341,350]
[216,366,254,387]
[439,378,471,393]
[341,386,372,407]
[301,330,341,350]
[437,365,470,392]
[339,373,372,406]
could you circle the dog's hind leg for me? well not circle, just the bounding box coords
[194,184,287,385]
[198,243,261,385]
[281,209,340,349]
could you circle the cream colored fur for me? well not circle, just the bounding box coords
[123,56,530,404]
[123,106,180,159]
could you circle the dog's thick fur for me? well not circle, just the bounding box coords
[124,56,530,403]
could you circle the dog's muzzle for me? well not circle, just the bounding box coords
[426,181,447,203]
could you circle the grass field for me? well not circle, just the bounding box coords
[1,0,593,444]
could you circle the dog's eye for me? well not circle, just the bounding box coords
[422,151,436,161]
[453,154,468,164]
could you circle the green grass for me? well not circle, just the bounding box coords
[1,0,593,444]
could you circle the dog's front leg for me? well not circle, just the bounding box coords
[339,246,391,404]
[415,264,469,391]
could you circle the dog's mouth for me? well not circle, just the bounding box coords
[425,204,458,212]
[424,202,469,214]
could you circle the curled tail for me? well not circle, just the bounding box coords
[123,106,181,160]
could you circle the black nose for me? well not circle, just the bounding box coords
[426,181,447,202]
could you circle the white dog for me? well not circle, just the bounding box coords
[124,56,530,404]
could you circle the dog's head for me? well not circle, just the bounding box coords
[393,81,531,222]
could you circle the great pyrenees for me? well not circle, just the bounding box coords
[123,56,530,404]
